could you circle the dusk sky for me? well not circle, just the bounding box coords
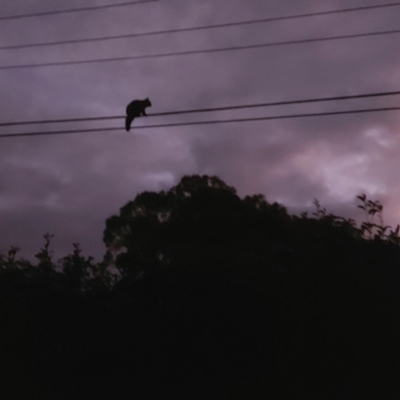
[0,0,400,260]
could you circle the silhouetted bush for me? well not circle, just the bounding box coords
[1,175,400,399]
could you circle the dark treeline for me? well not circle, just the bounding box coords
[1,175,400,399]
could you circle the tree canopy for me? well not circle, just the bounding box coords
[1,175,400,399]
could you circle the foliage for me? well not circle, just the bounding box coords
[1,175,400,399]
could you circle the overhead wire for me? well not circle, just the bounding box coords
[1,89,400,127]
[1,106,400,139]
[0,0,157,22]
[1,3,398,138]
[1,2,400,50]
[1,28,399,71]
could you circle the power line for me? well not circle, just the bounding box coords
[2,2,400,50]
[0,0,157,22]
[1,106,400,139]
[1,28,399,71]
[1,89,400,127]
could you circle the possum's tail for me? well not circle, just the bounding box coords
[125,114,134,132]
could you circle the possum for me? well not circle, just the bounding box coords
[125,98,152,131]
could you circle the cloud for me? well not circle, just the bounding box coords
[0,0,399,259]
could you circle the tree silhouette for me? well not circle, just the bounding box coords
[1,175,400,399]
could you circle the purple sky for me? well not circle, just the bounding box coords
[0,0,400,261]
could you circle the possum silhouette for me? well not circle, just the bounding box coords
[125,98,152,131]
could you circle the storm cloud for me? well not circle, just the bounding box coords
[0,0,399,259]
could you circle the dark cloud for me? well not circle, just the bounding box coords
[0,0,399,259]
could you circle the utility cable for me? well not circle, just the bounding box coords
[1,28,399,70]
[1,106,400,139]
[0,0,157,22]
[1,2,400,50]
[1,89,400,127]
